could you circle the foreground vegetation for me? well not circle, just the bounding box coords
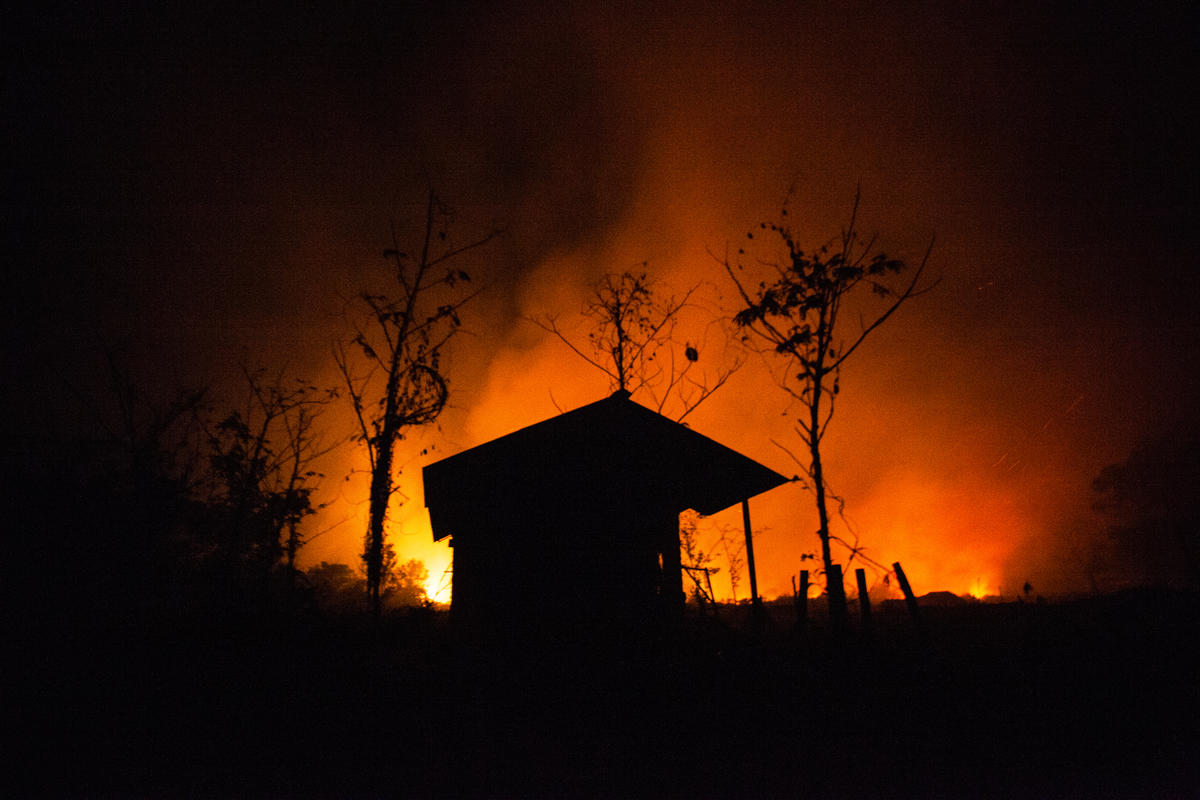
[11,588,1197,797]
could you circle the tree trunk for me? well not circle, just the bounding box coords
[365,431,396,617]
[811,440,834,578]
[808,380,845,635]
[365,345,407,617]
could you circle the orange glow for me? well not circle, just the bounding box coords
[844,473,1022,598]
[966,578,992,600]
[293,403,454,604]
[294,233,1089,604]
[275,6,1148,604]
[290,213,1105,606]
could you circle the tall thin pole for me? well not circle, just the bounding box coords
[742,499,760,609]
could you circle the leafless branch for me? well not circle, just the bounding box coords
[832,235,938,371]
[526,314,618,381]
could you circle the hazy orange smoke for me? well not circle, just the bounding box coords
[288,4,1164,603]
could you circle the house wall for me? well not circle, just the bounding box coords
[448,505,683,629]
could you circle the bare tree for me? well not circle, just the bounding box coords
[532,269,739,421]
[720,188,936,622]
[85,347,210,607]
[334,189,500,616]
[714,519,746,603]
[679,510,721,609]
[98,345,209,497]
[205,367,336,596]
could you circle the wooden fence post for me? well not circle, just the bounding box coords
[828,563,848,636]
[855,567,873,638]
[795,569,809,628]
[893,561,926,639]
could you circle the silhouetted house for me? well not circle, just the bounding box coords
[422,391,788,627]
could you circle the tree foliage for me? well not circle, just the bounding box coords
[1093,428,1200,587]
[26,347,339,627]
[334,189,500,615]
[54,350,211,619]
[204,367,336,592]
[303,555,429,613]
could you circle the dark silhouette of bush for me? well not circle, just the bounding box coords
[1094,427,1200,588]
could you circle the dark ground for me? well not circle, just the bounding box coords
[10,590,1200,798]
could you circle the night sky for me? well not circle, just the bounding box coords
[5,1,1198,598]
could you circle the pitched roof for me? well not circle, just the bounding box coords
[423,391,790,542]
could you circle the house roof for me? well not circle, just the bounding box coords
[423,391,791,542]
